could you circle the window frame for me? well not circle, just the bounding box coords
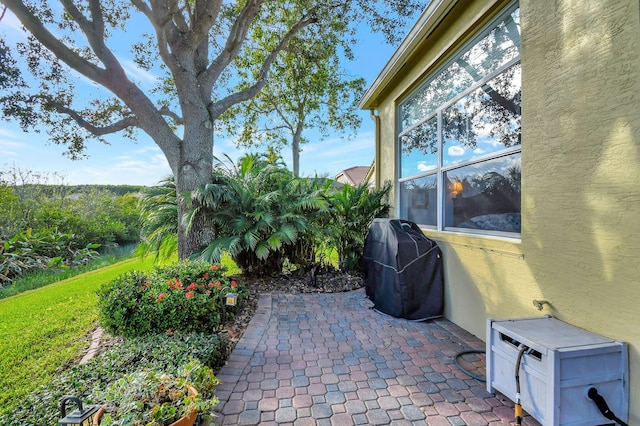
[396,2,521,238]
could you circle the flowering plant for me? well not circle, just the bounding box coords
[97,260,246,337]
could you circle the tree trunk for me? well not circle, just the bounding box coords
[174,126,216,260]
[291,122,304,177]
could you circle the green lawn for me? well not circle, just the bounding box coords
[0,256,156,415]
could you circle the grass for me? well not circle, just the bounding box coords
[0,256,157,415]
[0,253,130,300]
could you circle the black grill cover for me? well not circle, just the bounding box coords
[363,219,444,320]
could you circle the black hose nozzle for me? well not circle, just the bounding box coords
[588,387,614,421]
[587,387,628,426]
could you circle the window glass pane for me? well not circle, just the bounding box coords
[399,174,438,226]
[400,116,438,178]
[399,8,520,132]
[444,153,521,232]
[443,63,521,166]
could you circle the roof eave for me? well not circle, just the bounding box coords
[359,0,459,110]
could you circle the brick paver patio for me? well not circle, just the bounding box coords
[213,288,541,425]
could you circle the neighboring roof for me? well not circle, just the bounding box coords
[359,0,458,109]
[335,166,371,186]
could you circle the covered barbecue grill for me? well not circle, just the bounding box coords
[363,219,444,320]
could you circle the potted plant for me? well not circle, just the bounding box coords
[93,359,220,426]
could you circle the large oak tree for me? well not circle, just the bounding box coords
[0,0,424,258]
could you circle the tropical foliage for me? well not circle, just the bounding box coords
[326,181,392,271]
[0,168,142,286]
[137,154,391,276]
[0,229,99,285]
[136,176,179,261]
[187,154,329,276]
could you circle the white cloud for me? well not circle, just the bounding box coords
[417,162,437,172]
[120,59,159,85]
[448,145,465,156]
[1,10,26,34]
[473,148,486,154]
[0,127,25,141]
[60,144,171,186]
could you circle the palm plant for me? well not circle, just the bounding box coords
[327,181,391,272]
[186,154,328,276]
[136,176,178,261]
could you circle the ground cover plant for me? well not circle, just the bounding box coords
[2,333,227,425]
[0,256,156,416]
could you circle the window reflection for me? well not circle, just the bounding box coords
[443,63,521,166]
[444,154,521,232]
[399,175,438,227]
[399,8,520,132]
[397,5,521,236]
[400,116,438,178]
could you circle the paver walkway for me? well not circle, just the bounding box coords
[213,288,541,425]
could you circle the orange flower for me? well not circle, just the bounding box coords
[186,283,198,291]
[210,265,219,271]
[156,292,167,303]
[231,280,237,289]
[202,273,209,280]
[185,291,195,299]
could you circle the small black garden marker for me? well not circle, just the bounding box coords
[57,395,101,426]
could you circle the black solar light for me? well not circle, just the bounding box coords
[57,395,101,425]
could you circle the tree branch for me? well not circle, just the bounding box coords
[58,0,127,80]
[188,0,223,47]
[159,105,183,125]
[36,95,139,136]
[3,0,104,81]
[208,14,317,119]
[202,0,265,89]
[457,58,520,116]
[131,0,179,74]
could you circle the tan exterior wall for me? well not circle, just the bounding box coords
[371,0,640,422]
[520,1,640,420]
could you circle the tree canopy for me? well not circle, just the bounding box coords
[219,27,366,176]
[0,0,426,258]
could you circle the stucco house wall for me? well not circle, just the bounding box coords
[361,0,640,422]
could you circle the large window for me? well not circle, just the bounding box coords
[398,4,521,236]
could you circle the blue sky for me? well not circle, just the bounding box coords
[0,8,413,186]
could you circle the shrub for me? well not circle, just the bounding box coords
[326,181,391,272]
[0,333,227,426]
[188,154,328,276]
[97,260,246,337]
